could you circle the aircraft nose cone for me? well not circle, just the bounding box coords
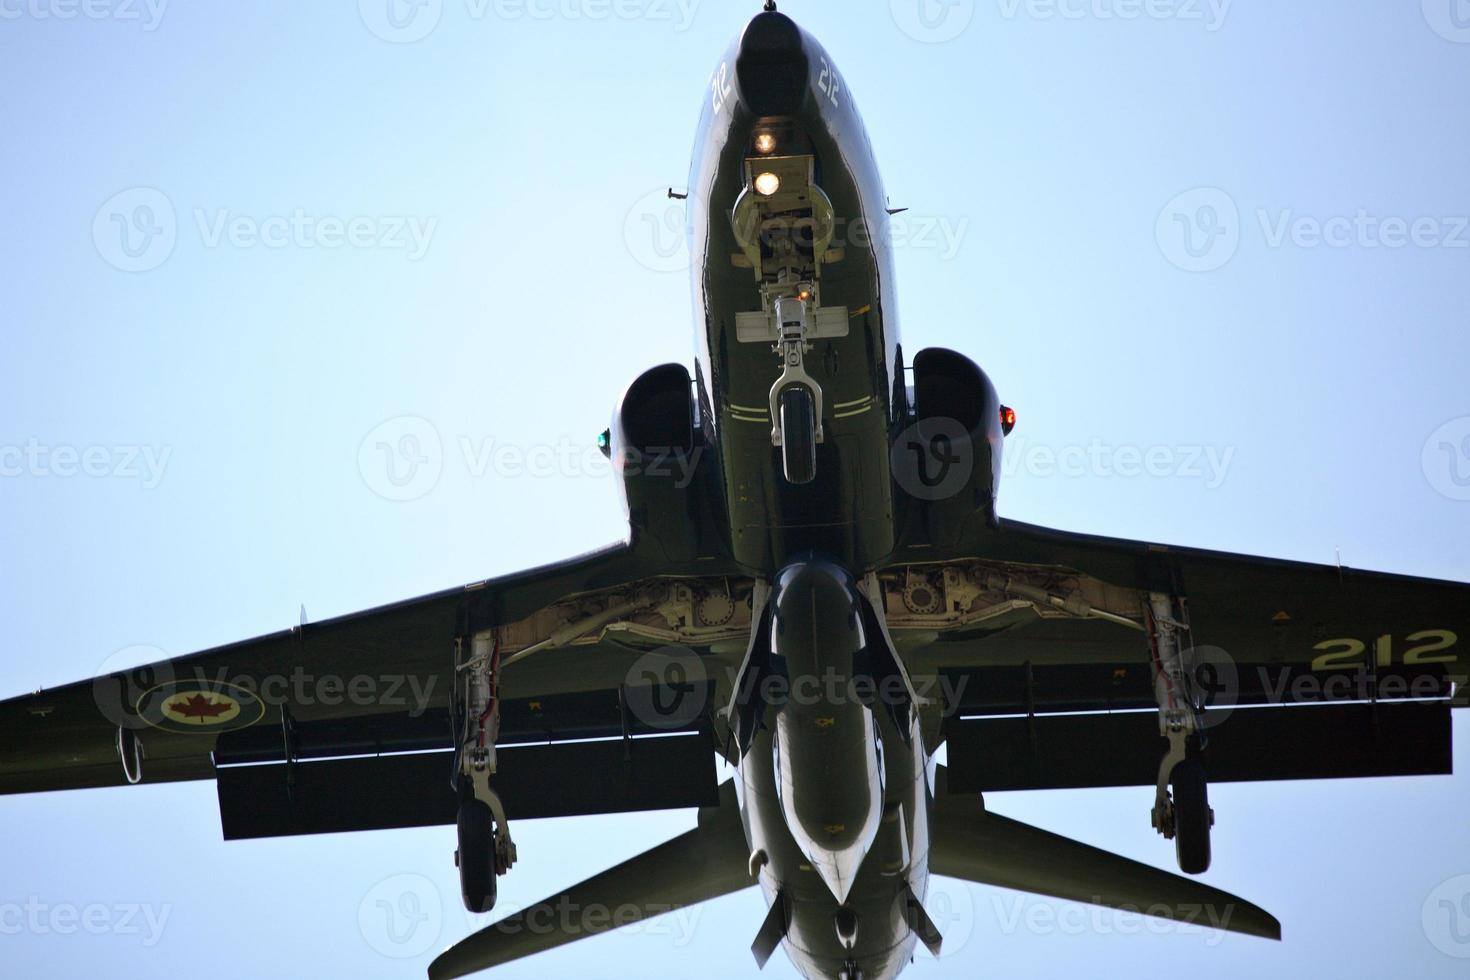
[736,11,808,115]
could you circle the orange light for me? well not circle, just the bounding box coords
[1000,406,1017,435]
[798,289,811,301]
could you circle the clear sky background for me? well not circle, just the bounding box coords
[3,1,1469,977]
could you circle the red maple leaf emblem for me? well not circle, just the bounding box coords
[166,693,232,720]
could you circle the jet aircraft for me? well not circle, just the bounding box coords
[3,6,1466,979]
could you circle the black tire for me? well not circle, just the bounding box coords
[456,800,498,913]
[779,386,817,485]
[1171,758,1212,875]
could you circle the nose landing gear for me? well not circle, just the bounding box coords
[778,385,816,484]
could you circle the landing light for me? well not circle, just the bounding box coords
[754,172,781,196]
[754,132,778,155]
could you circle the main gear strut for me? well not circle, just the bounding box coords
[452,630,517,913]
[1145,592,1214,874]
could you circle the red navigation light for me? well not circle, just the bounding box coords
[1000,406,1017,436]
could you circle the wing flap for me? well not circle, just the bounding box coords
[217,732,719,840]
[944,700,1452,792]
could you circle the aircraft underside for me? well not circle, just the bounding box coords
[1,5,1465,980]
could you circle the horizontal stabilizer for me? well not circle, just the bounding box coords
[930,768,1280,942]
[429,780,752,980]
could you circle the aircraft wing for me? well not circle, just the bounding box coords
[0,542,744,836]
[898,519,1467,792]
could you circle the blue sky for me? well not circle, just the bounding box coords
[2,1,1469,977]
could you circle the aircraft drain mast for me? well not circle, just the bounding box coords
[731,126,848,485]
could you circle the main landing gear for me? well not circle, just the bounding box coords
[453,631,517,914]
[1145,593,1215,875]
